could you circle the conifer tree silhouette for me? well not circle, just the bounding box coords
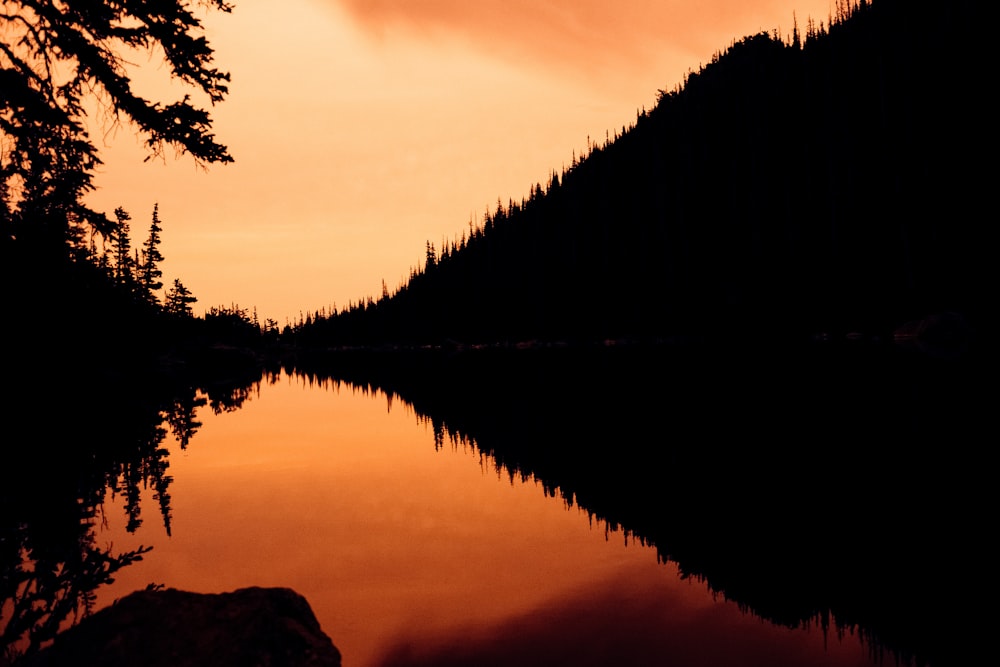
[165,279,198,318]
[139,204,166,304]
[110,207,136,287]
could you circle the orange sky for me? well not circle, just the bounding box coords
[84,0,833,324]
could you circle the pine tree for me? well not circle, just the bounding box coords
[140,204,165,303]
[164,278,197,317]
[425,241,437,271]
[110,207,135,286]
[0,0,233,250]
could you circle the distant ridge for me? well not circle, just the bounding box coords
[293,0,990,347]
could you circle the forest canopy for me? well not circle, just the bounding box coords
[0,0,234,249]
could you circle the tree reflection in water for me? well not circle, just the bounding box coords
[2,340,986,667]
[0,368,269,665]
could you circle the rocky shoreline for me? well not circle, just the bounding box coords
[16,587,341,667]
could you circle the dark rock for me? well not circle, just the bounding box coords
[22,587,341,667]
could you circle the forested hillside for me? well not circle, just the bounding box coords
[292,0,989,347]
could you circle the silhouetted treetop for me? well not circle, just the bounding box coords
[1,0,233,240]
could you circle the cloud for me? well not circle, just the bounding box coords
[327,1,819,86]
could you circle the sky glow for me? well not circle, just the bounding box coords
[84,0,833,324]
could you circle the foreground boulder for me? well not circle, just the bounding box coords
[24,587,341,667]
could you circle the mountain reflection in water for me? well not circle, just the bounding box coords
[286,340,988,667]
[370,558,876,667]
[3,341,986,667]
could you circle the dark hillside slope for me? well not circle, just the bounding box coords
[296,0,990,346]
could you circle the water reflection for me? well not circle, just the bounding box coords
[2,342,986,667]
[0,368,269,665]
[371,560,875,667]
[287,341,989,667]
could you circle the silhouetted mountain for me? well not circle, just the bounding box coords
[292,0,990,347]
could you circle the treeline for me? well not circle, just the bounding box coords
[2,200,279,369]
[290,0,989,347]
[93,204,196,318]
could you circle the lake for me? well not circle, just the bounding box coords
[88,372,879,666]
[4,342,986,666]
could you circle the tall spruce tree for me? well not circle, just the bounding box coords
[140,204,165,303]
[110,207,135,287]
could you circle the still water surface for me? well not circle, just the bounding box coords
[92,372,879,667]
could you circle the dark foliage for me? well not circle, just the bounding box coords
[1,0,232,251]
[0,1,259,368]
[0,362,272,664]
